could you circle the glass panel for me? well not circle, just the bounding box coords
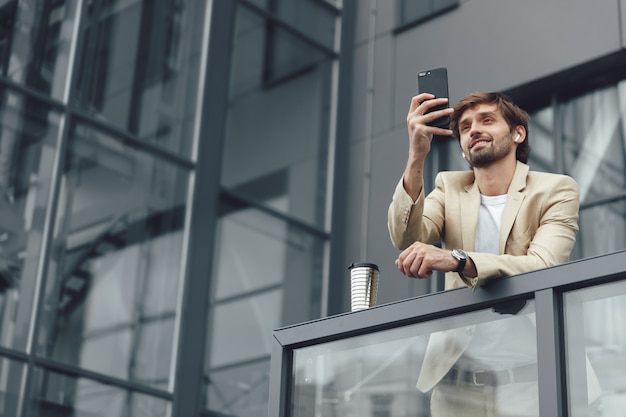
[210,290,282,369]
[37,122,189,390]
[292,300,538,417]
[205,202,326,411]
[73,0,207,157]
[528,81,626,261]
[0,356,25,416]
[575,200,626,259]
[223,4,334,227]
[562,82,626,204]
[0,90,59,350]
[2,0,78,100]
[28,367,171,417]
[206,359,270,417]
[527,106,555,173]
[564,280,626,417]
[212,200,325,322]
[244,0,338,50]
[398,0,459,27]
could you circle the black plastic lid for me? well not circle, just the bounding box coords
[348,262,379,271]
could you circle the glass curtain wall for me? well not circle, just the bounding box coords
[0,0,208,416]
[526,80,626,260]
[203,1,340,416]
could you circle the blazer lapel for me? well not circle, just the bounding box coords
[499,162,529,253]
[461,181,480,251]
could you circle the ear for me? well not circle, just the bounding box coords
[514,126,526,143]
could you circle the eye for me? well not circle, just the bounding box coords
[483,117,493,124]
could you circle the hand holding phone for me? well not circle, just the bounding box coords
[417,67,450,129]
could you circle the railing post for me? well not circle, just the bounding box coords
[535,288,566,417]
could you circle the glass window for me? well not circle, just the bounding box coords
[223,3,335,227]
[0,356,25,416]
[244,0,338,51]
[562,83,626,204]
[0,90,60,351]
[575,200,626,259]
[204,202,326,412]
[564,280,626,417]
[36,122,190,390]
[2,0,78,100]
[206,359,270,417]
[527,106,555,173]
[527,80,626,261]
[291,300,537,417]
[397,0,459,29]
[212,199,326,324]
[28,367,170,417]
[73,0,207,157]
[210,290,282,368]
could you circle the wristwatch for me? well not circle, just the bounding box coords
[451,248,468,273]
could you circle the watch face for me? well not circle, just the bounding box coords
[452,249,467,260]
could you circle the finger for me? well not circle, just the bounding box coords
[432,127,454,137]
[419,97,450,114]
[409,93,435,113]
[408,253,425,278]
[418,262,434,278]
[423,106,453,121]
[400,252,416,276]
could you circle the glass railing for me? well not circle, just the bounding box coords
[269,250,626,417]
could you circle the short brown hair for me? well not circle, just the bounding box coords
[450,92,531,163]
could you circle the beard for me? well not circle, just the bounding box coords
[466,134,514,168]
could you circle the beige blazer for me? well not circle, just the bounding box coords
[388,161,580,290]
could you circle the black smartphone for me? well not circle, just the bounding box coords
[417,67,450,129]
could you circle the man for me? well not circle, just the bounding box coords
[387,92,595,416]
[388,91,579,289]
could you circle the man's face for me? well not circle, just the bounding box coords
[457,103,515,168]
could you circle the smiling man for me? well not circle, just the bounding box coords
[387,92,585,416]
[388,91,579,290]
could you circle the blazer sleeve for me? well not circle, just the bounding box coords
[388,175,446,250]
[464,175,580,289]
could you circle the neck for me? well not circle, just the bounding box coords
[473,158,518,196]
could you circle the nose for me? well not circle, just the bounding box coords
[468,121,482,138]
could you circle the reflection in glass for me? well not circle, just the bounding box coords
[223,3,335,227]
[397,0,459,27]
[528,80,626,261]
[292,300,537,417]
[28,367,170,417]
[565,280,626,417]
[205,201,325,414]
[37,123,189,390]
[213,197,325,325]
[73,0,207,157]
[561,82,626,204]
[207,359,270,417]
[577,200,626,259]
[527,106,555,173]
[244,0,338,50]
[0,356,24,416]
[0,90,59,350]
[2,0,78,99]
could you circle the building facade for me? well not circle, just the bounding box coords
[0,1,623,416]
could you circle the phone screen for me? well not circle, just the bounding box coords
[417,67,450,129]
